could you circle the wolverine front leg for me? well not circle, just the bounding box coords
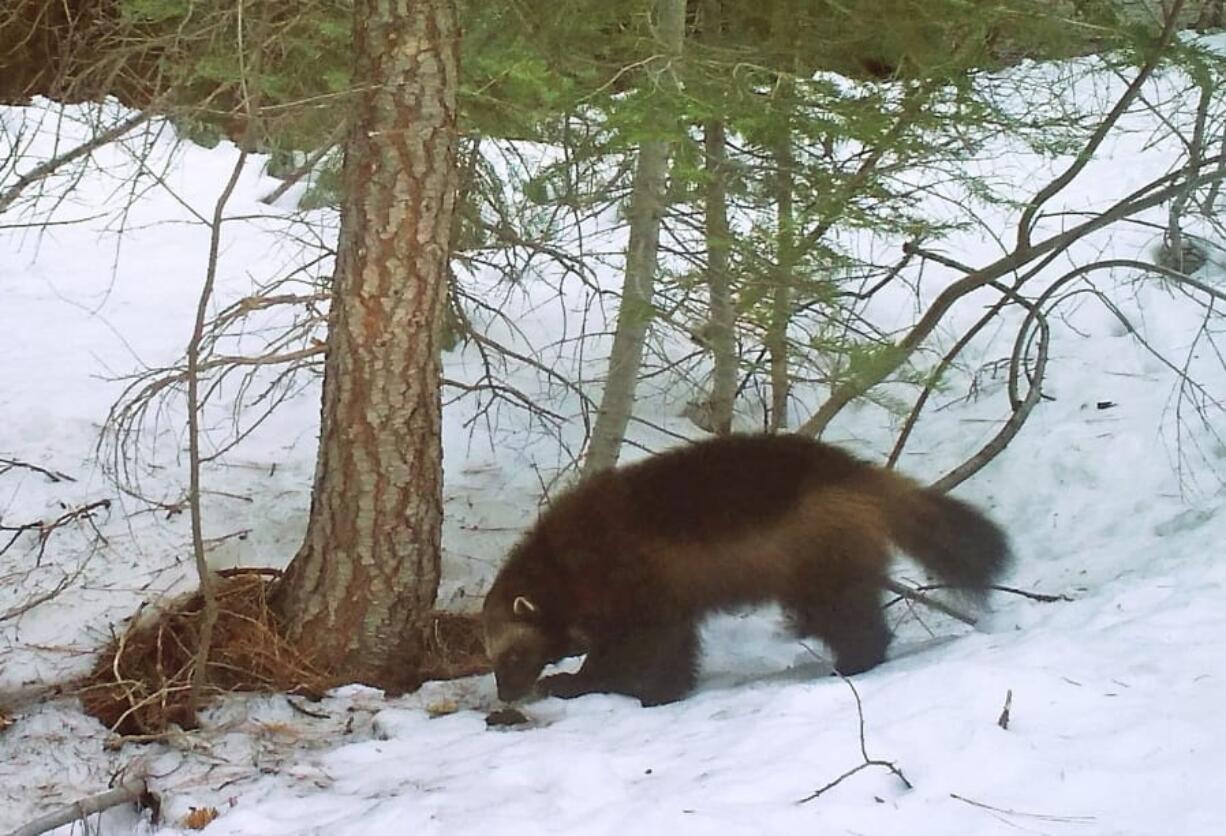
[537,642,617,699]
[539,621,699,706]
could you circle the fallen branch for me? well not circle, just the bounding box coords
[216,566,283,579]
[286,696,329,719]
[885,581,1073,613]
[988,584,1072,604]
[882,578,978,626]
[5,777,149,836]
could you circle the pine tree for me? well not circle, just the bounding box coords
[272,0,460,689]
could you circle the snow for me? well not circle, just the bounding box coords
[2,42,1226,835]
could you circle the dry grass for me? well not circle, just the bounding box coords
[79,574,490,736]
[80,574,332,735]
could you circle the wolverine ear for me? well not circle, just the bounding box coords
[512,595,538,617]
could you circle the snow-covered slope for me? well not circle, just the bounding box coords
[2,42,1225,835]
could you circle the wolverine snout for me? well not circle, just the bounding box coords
[493,667,538,702]
[496,680,526,702]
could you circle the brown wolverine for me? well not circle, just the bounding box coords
[482,433,1010,706]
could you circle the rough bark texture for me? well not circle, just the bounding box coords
[767,106,796,432]
[701,117,737,435]
[273,0,459,690]
[700,0,737,436]
[583,0,687,475]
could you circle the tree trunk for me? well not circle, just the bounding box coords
[700,0,737,436]
[767,109,796,432]
[583,0,687,475]
[700,117,737,435]
[273,0,459,690]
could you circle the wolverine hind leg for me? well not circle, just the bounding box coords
[540,620,699,706]
[786,538,892,676]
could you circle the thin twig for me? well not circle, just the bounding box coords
[949,792,1095,824]
[0,568,82,624]
[0,498,111,565]
[186,149,250,722]
[0,457,76,483]
[797,664,912,803]
[988,584,1072,603]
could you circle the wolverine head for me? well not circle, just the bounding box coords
[482,586,564,702]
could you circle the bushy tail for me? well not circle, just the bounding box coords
[882,478,1011,602]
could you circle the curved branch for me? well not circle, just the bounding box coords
[930,308,1049,493]
[795,152,1226,439]
[924,255,1225,492]
[886,290,1013,470]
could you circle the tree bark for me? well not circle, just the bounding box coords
[583,0,687,475]
[767,95,796,432]
[700,0,736,436]
[273,0,459,690]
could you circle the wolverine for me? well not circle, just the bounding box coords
[482,433,1010,706]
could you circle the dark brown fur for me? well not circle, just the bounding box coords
[482,433,1010,706]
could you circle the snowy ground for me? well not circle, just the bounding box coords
[3,45,1226,835]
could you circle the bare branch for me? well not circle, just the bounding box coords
[796,150,1226,439]
[0,561,89,625]
[930,306,1050,493]
[0,109,154,214]
[0,457,76,483]
[0,499,112,566]
[186,149,250,721]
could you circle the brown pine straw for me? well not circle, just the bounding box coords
[79,574,490,736]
